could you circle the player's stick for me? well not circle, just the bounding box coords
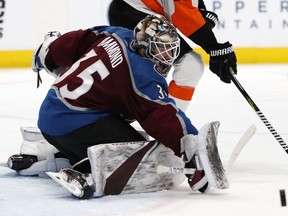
[229,67,288,154]
[157,124,256,175]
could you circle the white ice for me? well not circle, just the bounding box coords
[1,65,288,216]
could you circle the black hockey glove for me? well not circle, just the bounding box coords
[199,9,218,29]
[209,42,237,83]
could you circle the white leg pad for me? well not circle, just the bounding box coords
[18,139,71,176]
[20,127,44,142]
[20,140,58,161]
[19,158,71,177]
[88,141,185,197]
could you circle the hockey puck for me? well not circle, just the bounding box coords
[280,189,286,207]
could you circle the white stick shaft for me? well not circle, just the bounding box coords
[225,124,256,175]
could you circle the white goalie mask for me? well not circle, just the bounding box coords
[133,14,180,68]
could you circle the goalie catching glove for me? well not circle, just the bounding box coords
[32,31,62,87]
[32,31,61,75]
[209,41,237,83]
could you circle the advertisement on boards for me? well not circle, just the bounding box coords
[206,0,288,47]
[0,0,287,67]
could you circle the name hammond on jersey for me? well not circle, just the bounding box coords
[98,36,123,68]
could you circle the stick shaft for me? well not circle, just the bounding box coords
[229,68,288,153]
[225,124,256,175]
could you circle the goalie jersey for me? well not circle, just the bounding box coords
[38,26,198,156]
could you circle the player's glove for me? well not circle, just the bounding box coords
[32,31,61,87]
[209,41,237,83]
[199,9,218,29]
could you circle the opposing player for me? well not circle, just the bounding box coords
[108,0,237,111]
[8,15,228,199]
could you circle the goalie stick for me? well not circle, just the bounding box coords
[225,124,256,175]
[229,67,288,154]
[157,124,256,175]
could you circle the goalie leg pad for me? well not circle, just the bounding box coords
[88,141,185,197]
[9,139,71,176]
[17,157,71,177]
[20,127,45,142]
[20,139,59,161]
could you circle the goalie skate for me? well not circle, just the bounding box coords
[197,121,229,189]
[46,168,95,199]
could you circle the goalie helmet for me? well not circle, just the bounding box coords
[133,14,180,74]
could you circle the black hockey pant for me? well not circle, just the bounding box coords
[41,115,146,173]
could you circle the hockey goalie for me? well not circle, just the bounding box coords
[8,122,228,199]
[7,14,230,199]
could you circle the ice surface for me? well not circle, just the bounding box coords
[1,65,288,216]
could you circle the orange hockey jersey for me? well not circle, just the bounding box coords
[123,0,206,36]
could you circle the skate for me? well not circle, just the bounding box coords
[47,168,95,199]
